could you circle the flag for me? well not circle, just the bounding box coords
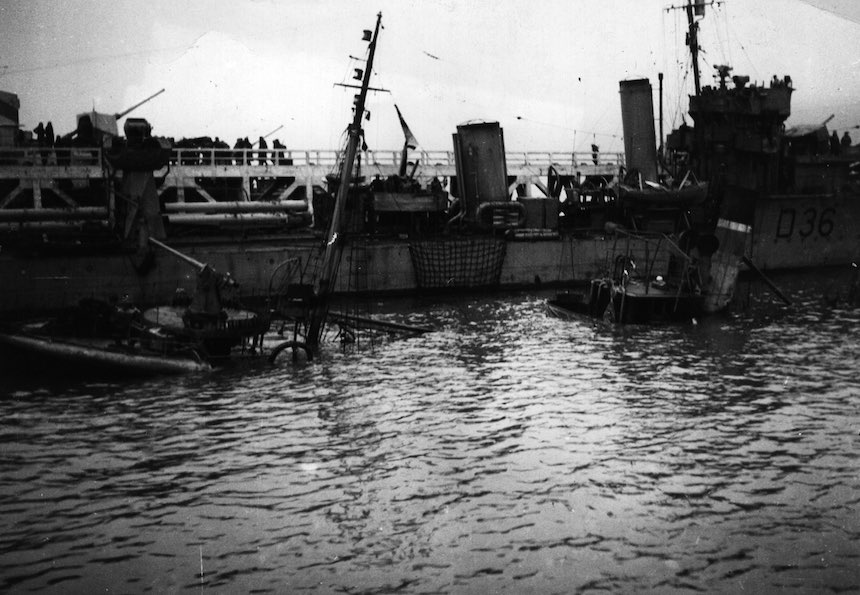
[395,104,419,149]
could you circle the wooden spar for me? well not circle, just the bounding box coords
[327,312,433,335]
[306,12,383,353]
[742,256,792,306]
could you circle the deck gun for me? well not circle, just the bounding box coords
[62,88,166,142]
[148,238,238,318]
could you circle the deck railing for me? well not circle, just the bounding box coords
[166,148,625,171]
[0,147,102,170]
[0,146,624,171]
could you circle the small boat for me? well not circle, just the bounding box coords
[0,319,211,376]
[617,177,708,207]
[548,276,704,325]
[547,230,713,325]
[0,238,270,377]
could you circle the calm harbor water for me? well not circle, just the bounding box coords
[1,272,859,593]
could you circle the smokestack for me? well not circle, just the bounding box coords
[619,79,658,183]
[452,121,508,220]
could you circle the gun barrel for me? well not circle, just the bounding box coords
[263,125,283,139]
[148,237,206,271]
[115,88,166,120]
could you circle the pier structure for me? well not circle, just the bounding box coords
[161,147,623,206]
[0,146,624,232]
[0,147,109,232]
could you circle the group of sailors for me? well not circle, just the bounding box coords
[172,135,291,166]
[2,121,67,165]
[830,130,853,155]
[32,121,57,147]
[19,120,294,168]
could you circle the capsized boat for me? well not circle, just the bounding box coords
[0,304,211,376]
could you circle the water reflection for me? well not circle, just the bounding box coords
[1,284,859,593]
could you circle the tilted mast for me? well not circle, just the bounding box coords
[306,12,383,352]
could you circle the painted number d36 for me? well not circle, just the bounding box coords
[775,207,835,239]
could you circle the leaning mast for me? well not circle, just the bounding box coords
[306,12,383,353]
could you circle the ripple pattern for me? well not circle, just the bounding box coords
[2,283,859,593]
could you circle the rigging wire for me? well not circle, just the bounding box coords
[661,5,691,130]
[719,5,760,80]
[1,43,192,77]
[710,3,729,67]
[718,1,734,68]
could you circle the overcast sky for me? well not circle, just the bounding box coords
[1,0,859,154]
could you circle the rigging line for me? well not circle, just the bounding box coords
[720,10,759,80]
[674,7,681,86]
[337,56,358,87]
[2,43,192,76]
[661,3,667,79]
[717,1,734,68]
[709,2,728,66]
[701,53,713,77]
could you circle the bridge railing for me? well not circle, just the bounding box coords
[0,146,625,171]
[0,147,103,172]
[167,148,625,171]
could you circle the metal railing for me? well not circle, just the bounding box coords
[166,148,625,171]
[0,146,624,170]
[0,147,103,169]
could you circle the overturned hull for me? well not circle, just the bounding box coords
[0,329,211,375]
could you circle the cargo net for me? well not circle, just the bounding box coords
[409,238,506,289]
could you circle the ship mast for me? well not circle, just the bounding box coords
[685,0,702,96]
[306,12,383,353]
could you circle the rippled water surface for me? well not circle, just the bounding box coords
[2,274,859,593]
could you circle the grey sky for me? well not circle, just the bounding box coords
[1,0,858,153]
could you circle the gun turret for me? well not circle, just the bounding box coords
[57,89,166,143]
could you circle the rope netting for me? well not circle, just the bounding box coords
[409,238,506,289]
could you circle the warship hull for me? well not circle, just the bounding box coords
[0,141,856,317]
[751,192,860,270]
[0,233,634,314]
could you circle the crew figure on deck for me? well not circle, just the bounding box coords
[257,136,268,166]
[831,130,841,155]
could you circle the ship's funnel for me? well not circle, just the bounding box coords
[452,121,509,220]
[619,79,657,183]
